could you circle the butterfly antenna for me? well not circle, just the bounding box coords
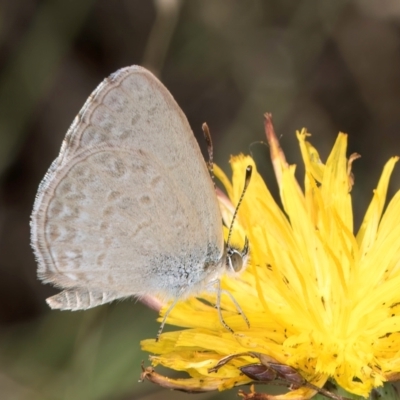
[202,123,215,188]
[226,165,252,248]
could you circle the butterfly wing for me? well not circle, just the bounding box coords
[31,66,224,309]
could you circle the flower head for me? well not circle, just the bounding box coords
[141,115,400,399]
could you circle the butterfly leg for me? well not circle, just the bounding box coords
[214,279,234,333]
[220,287,250,328]
[212,279,250,332]
[155,294,183,342]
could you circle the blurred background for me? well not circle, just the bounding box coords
[1,0,400,399]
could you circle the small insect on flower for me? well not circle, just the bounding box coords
[141,114,400,400]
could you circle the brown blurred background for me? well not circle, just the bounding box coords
[1,1,400,399]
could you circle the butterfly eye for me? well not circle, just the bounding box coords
[226,236,249,273]
[227,249,244,272]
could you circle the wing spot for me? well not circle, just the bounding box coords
[118,196,135,210]
[107,274,115,285]
[140,195,151,205]
[106,157,127,178]
[63,226,78,241]
[58,181,72,195]
[107,190,121,201]
[100,221,109,230]
[102,237,112,247]
[65,192,85,201]
[47,224,61,241]
[150,175,162,187]
[131,114,141,126]
[96,253,106,266]
[48,200,63,217]
[103,206,114,216]
[148,105,158,116]
[118,129,130,140]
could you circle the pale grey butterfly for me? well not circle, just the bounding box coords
[30,66,249,337]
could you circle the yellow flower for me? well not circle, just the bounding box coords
[141,115,400,399]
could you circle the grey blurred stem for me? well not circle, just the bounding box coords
[142,0,183,76]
